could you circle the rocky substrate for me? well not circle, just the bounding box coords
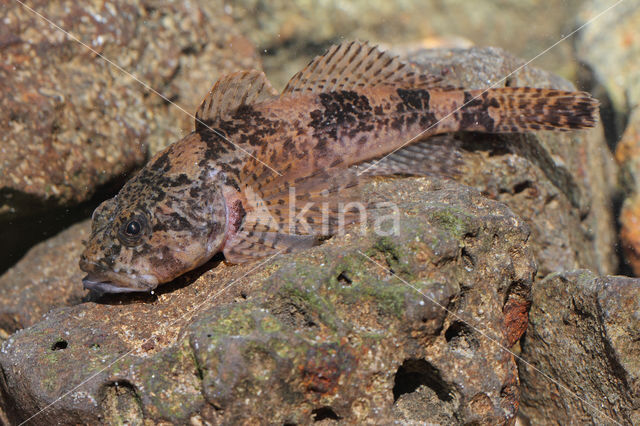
[0,179,534,424]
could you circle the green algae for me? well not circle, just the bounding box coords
[142,340,205,421]
[427,207,473,239]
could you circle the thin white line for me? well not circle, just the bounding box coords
[18,250,284,425]
[356,250,623,426]
[13,0,283,177]
[357,0,625,176]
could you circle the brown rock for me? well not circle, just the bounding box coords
[0,221,89,339]
[620,191,640,276]
[618,109,640,275]
[519,270,640,425]
[575,1,640,275]
[227,0,586,89]
[0,178,534,424]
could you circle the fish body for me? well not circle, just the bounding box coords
[80,41,599,293]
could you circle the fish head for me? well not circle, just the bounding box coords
[80,141,228,293]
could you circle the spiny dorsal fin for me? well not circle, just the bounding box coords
[195,70,278,132]
[281,40,449,96]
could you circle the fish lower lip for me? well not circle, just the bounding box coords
[82,275,145,294]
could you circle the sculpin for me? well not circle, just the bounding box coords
[80,41,599,293]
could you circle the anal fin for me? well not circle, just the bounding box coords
[354,136,464,178]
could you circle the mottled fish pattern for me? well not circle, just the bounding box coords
[80,41,599,293]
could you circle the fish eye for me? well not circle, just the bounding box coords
[125,220,141,236]
[117,213,148,246]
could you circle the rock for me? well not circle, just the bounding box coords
[576,0,640,141]
[227,0,585,89]
[0,221,90,339]
[0,178,535,424]
[518,270,640,425]
[575,1,640,274]
[402,46,617,277]
[0,0,260,272]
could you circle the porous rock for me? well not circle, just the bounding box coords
[518,270,640,425]
[0,178,535,424]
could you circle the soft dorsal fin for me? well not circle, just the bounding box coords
[195,70,278,132]
[281,40,450,96]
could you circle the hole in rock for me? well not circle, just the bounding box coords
[461,246,474,269]
[51,340,68,351]
[336,271,352,285]
[102,380,143,423]
[312,406,341,421]
[444,320,478,351]
[272,302,317,329]
[393,359,453,402]
[445,321,470,342]
[513,180,534,195]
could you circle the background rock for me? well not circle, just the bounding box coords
[518,270,640,425]
[225,0,586,90]
[575,0,640,145]
[0,178,534,424]
[0,0,261,273]
[0,221,89,339]
[575,1,640,275]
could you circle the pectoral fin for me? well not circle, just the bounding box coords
[222,161,367,262]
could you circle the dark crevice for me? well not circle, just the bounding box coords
[613,190,634,276]
[444,321,468,342]
[576,61,627,151]
[444,320,478,352]
[51,340,68,351]
[312,406,341,421]
[461,246,474,269]
[393,359,453,402]
[101,380,143,423]
[513,180,534,195]
[336,271,352,285]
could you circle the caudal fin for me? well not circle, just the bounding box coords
[468,87,599,133]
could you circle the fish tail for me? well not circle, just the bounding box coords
[460,88,599,133]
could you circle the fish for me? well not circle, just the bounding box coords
[79,41,599,293]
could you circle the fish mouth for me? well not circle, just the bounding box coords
[81,271,157,294]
